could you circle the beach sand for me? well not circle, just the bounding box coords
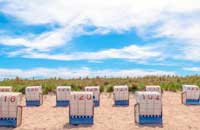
[0,91,199,130]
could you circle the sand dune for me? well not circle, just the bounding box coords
[0,91,199,130]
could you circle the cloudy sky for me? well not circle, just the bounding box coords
[0,0,200,79]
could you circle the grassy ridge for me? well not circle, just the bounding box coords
[0,75,200,94]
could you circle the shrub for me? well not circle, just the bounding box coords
[129,83,138,92]
[71,84,82,91]
[165,82,182,92]
[160,83,168,91]
[42,83,56,94]
[196,82,200,87]
[103,81,109,86]
[13,85,26,94]
[106,85,113,92]
[138,83,145,90]
[100,86,104,92]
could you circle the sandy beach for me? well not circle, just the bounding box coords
[0,91,199,130]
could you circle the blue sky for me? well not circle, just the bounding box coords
[0,0,200,79]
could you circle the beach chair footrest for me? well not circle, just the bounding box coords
[115,100,129,106]
[26,100,41,106]
[56,100,69,106]
[0,118,17,127]
[69,116,93,125]
[139,115,162,124]
[185,99,200,105]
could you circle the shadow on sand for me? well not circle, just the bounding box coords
[112,104,129,107]
[63,123,93,129]
[136,123,163,128]
[0,127,16,130]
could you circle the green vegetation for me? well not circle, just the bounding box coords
[0,75,199,94]
[106,85,113,92]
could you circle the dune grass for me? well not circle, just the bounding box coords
[0,75,199,94]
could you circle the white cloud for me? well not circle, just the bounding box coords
[153,15,200,61]
[0,24,83,51]
[0,0,161,26]
[183,67,200,72]
[0,0,200,62]
[180,43,200,62]
[1,0,199,27]
[155,17,200,42]
[0,67,175,80]
[7,44,161,61]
